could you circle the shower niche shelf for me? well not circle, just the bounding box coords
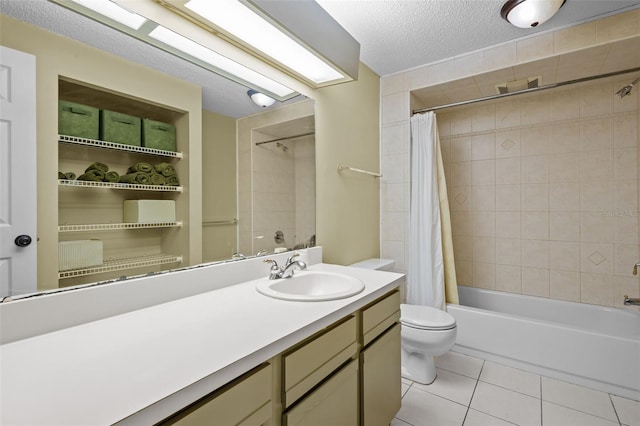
[58,254,183,280]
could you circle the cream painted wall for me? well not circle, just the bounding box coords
[0,15,203,290]
[202,110,237,262]
[315,63,381,265]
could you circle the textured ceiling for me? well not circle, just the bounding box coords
[2,0,640,118]
[316,0,640,76]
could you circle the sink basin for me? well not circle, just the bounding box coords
[256,270,365,301]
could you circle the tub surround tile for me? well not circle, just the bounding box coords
[522,267,550,297]
[479,362,541,398]
[553,21,597,54]
[516,33,554,63]
[542,377,619,422]
[470,381,541,426]
[495,185,521,211]
[471,133,496,160]
[542,401,620,426]
[522,212,549,240]
[596,10,640,44]
[495,212,521,239]
[580,272,614,306]
[495,102,521,130]
[412,368,477,406]
[550,270,581,302]
[495,238,522,266]
[495,265,522,293]
[473,262,496,289]
[549,212,581,242]
[549,241,580,272]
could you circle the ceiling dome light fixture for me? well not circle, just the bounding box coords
[501,0,566,28]
[247,89,276,107]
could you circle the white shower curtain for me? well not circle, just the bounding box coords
[408,112,445,309]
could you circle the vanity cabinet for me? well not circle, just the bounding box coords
[360,290,402,426]
[159,287,401,426]
[57,79,186,286]
[162,364,272,426]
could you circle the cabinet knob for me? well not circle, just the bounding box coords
[14,235,32,247]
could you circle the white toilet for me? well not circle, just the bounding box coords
[350,258,457,385]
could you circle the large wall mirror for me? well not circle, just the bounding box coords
[1,1,316,298]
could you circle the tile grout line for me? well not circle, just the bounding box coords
[461,360,486,425]
[608,393,622,426]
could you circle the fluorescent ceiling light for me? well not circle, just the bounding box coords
[149,26,293,97]
[70,0,146,30]
[184,0,344,84]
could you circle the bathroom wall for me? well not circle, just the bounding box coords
[380,8,640,308]
[202,110,237,262]
[295,137,316,247]
[437,77,638,307]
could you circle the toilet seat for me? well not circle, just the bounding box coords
[400,304,456,331]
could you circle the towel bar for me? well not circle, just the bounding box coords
[337,164,382,178]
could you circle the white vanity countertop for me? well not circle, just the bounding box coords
[0,263,403,425]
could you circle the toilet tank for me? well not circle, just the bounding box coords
[349,258,395,271]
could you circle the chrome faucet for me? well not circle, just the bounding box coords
[263,253,307,279]
[624,295,640,306]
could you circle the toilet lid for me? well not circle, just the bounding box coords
[400,304,456,330]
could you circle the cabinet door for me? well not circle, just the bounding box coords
[163,364,271,426]
[362,323,401,426]
[284,360,358,426]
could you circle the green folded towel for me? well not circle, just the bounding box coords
[127,162,154,174]
[64,172,76,180]
[103,171,120,183]
[165,175,180,186]
[77,170,104,182]
[85,162,109,173]
[155,162,176,177]
[58,171,66,180]
[150,173,166,186]
[119,172,150,185]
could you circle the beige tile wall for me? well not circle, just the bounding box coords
[438,78,638,307]
[380,8,640,307]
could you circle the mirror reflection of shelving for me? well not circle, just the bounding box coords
[57,78,187,286]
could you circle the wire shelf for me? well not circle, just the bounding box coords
[58,179,182,192]
[59,134,183,158]
[58,222,183,233]
[58,254,182,279]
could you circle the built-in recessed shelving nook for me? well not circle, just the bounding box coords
[57,78,188,286]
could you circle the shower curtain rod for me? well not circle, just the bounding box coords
[411,66,640,115]
[255,131,315,146]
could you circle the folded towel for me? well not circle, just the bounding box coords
[165,175,180,186]
[155,162,176,177]
[127,162,154,174]
[85,162,109,173]
[150,173,166,186]
[64,172,77,180]
[58,171,66,180]
[103,171,120,183]
[119,172,150,185]
[77,170,104,182]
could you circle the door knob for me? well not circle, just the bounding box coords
[14,235,32,247]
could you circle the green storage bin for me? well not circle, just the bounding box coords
[58,100,99,139]
[99,109,141,146]
[142,118,176,152]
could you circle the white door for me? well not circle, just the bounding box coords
[0,46,37,298]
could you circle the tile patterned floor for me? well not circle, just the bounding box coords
[392,351,640,426]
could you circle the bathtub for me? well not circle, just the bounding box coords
[446,285,640,400]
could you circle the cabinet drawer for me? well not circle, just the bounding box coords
[164,363,271,426]
[362,289,400,346]
[283,316,357,407]
[284,360,358,426]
